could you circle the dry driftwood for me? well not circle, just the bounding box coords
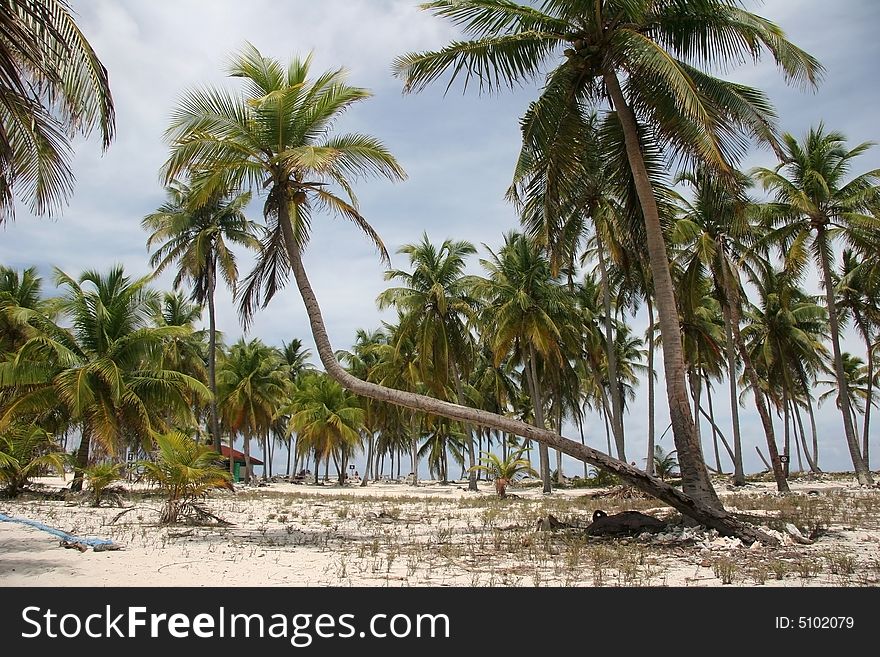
[585,510,667,536]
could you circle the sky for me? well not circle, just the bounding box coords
[2,0,879,478]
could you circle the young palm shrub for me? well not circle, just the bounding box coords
[138,431,232,524]
[83,462,125,507]
[470,448,537,498]
[653,446,680,482]
[0,424,66,496]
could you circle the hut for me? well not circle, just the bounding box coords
[219,446,264,482]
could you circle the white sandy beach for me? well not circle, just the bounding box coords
[2,474,879,587]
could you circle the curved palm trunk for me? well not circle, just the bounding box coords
[277,204,777,543]
[817,227,873,484]
[721,257,789,491]
[596,243,626,460]
[716,261,745,484]
[646,298,656,476]
[603,71,720,510]
[410,433,419,486]
[206,264,222,452]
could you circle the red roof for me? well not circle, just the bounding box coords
[219,445,264,466]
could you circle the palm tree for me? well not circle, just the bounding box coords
[0,266,209,490]
[837,249,880,468]
[0,423,65,496]
[818,353,873,439]
[470,448,537,498]
[217,338,287,483]
[394,0,821,510]
[161,44,776,543]
[0,0,114,222]
[143,181,261,452]
[376,234,482,491]
[653,445,679,482]
[0,265,50,355]
[285,371,365,485]
[138,430,232,524]
[754,125,880,484]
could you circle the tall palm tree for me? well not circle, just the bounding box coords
[394,0,821,509]
[285,371,365,485]
[0,0,114,222]
[376,234,482,491]
[0,266,209,490]
[836,249,880,468]
[754,125,880,484]
[217,338,287,483]
[143,181,261,452]
[161,44,775,543]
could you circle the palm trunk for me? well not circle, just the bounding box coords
[805,393,820,469]
[688,370,704,456]
[262,434,269,480]
[228,433,235,479]
[646,298,656,476]
[705,373,723,474]
[793,400,820,473]
[410,433,419,486]
[790,399,804,473]
[314,452,320,484]
[817,227,873,484]
[525,344,551,494]
[603,70,720,509]
[862,327,874,469]
[286,436,292,477]
[361,432,373,487]
[70,423,91,492]
[206,264,222,451]
[782,384,790,478]
[597,242,626,460]
[716,260,745,485]
[243,437,252,484]
[555,401,564,484]
[278,203,776,543]
[451,362,478,492]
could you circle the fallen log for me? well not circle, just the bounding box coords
[585,510,667,536]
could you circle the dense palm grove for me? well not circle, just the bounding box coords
[1,2,879,540]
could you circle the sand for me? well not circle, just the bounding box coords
[2,474,879,587]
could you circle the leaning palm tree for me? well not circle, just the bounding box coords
[754,125,880,484]
[161,44,775,543]
[376,233,482,491]
[0,0,114,222]
[394,0,822,510]
[143,181,261,452]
